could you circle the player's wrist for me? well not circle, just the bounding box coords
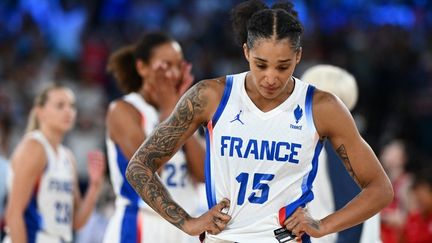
[316,218,330,238]
[182,216,200,236]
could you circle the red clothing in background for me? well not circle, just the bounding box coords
[403,211,432,243]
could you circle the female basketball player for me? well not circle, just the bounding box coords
[4,84,106,243]
[104,32,205,243]
[126,1,394,243]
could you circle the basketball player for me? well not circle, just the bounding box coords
[302,64,381,243]
[126,1,393,243]
[4,84,106,243]
[104,32,205,243]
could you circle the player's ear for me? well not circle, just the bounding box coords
[136,59,149,77]
[243,43,250,62]
[295,47,302,64]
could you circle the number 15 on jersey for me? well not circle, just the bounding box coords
[236,172,275,205]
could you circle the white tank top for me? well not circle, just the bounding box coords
[25,130,74,242]
[106,93,201,214]
[204,72,323,242]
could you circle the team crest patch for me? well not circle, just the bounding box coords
[290,105,303,130]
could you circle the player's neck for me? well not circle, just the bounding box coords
[39,125,64,151]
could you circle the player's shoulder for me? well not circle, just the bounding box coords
[21,134,45,151]
[193,76,226,91]
[11,133,47,167]
[106,96,140,120]
[312,88,344,110]
[188,76,227,101]
[312,88,354,137]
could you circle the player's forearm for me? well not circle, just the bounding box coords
[183,134,205,182]
[319,178,393,235]
[73,181,103,230]
[126,157,192,230]
[6,213,28,243]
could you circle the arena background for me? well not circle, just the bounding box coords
[0,0,431,242]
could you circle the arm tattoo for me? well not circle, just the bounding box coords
[336,144,361,187]
[126,81,209,230]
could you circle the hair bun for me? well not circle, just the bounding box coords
[231,0,268,46]
[272,1,298,18]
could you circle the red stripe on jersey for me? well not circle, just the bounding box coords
[279,207,286,226]
[137,212,143,243]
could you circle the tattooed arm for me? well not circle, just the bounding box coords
[284,90,393,238]
[126,79,231,236]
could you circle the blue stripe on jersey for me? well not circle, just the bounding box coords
[212,75,234,126]
[204,127,217,209]
[24,193,43,243]
[116,144,140,204]
[283,141,323,219]
[120,205,139,243]
[305,85,315,128]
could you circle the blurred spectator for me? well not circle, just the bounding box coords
[401,165,432,243]
[0,92,12,241]
[380,139,413,243]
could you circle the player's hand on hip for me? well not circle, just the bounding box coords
[184,198,231,236]
[283,207,325,238]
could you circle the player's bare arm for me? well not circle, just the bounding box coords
[126,79,231,236]
[106,100,146,159]
[285,90,393,238]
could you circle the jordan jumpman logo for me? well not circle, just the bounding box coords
[230,110,244,125]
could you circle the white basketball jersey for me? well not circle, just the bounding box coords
[106,93,159,208]
[106,93,201,214]
[25,130,74,242]
[204,72,323,242]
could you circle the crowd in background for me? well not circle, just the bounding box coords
[0,0,431,242]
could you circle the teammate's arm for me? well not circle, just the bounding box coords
[285,91,393,237]
[106,100,146,159]
[182,132,206,182]
[126,79,231,236]
[69,150,105,230]
[5,138,46,243]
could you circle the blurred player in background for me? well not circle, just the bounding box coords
[401,165,432,243]
[380,139,412,243]
[104,31,205,243]
[302,64,381,243]
[125,1,393,242]
[4,84,106,243]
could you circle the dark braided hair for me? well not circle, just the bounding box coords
[107,32,173,93]
[231,0,303,51]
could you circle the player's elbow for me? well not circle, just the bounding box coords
[125,161,134,186]
[380,178,394,208]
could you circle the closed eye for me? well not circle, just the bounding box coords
[256,64,266,69]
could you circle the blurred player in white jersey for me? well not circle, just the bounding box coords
[104,32,205,243]
[4,84,106,243]
[302,64,381,243]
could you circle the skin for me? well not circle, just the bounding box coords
[106,41,205,183]
[5,88,105,242]
[126,37,393,238]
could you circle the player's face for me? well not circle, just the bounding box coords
[244,38,302,100]
[37,88,77,133]
[140,41,184,87]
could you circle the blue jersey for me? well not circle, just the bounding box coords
[204,72,323,243]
